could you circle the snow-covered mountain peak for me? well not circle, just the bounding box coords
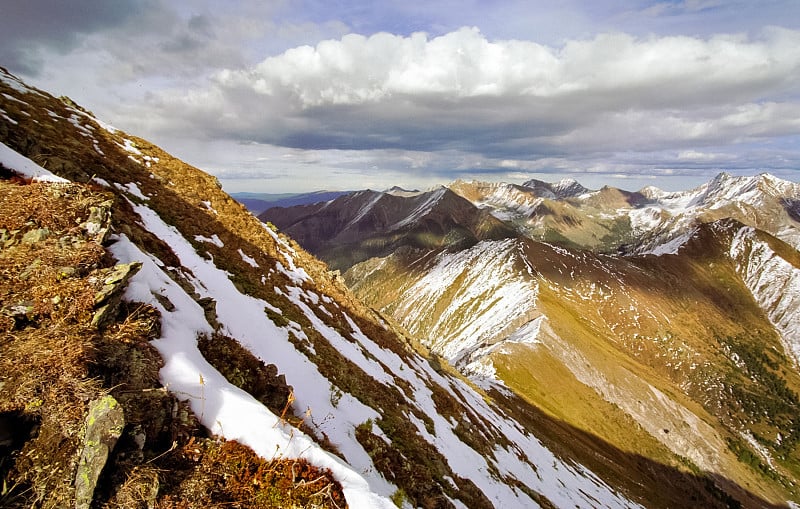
[521,176,591,199]
[552,177,590,197]
[639,184,667,199]
[384,185,422,197]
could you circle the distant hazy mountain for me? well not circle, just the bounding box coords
[260,186,516,271]
[232,190,351,214]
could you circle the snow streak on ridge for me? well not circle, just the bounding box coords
[394,239,540,365]
[731,227,800,366]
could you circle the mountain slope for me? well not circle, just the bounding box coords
[260,186,517,270]
[345,218,800,506]
[448,180,638,252]
[0,68,664,508]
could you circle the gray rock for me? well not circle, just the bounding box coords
[91,262,142,328]
[2,301,35,326]
[57,266,77,279]
[94,262,142,307]
[21,228,50,244]
[19,258,42,280]
[74,395,125,509]
[82,200,113,243]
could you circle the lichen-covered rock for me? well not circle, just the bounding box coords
[21,227,50,244]
[82,199,113,243]
[75,395,125,509]
[1,300,35,328]
[92,262,142,328]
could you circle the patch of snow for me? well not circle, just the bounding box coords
[114,182,149,201]
[643,227,698,256]
[200,200,218,215]
[740,431,775,469]
[342,191,384,230]
[628,206,662,232]
[194,234,224,248]
[118,138,142,155]
[394,239,539,365]
[2,92,30,105]
[467,183,541,220]
[464,316,546,382]
[93,117,118,134]
[1,110,18,125]
[91,177,111,187]
[0,71,44,96]
[391,187,447,230]
[731,227,800,366]
[67,114,94,138]
[238,248,259,268]
[0,141,69,183]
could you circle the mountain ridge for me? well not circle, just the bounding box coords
[260,185,517,271]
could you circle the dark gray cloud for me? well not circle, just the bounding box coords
[0,0,162,75]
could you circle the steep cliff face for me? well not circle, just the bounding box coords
[0,68,672,509]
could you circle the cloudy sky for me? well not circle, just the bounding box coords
[2,1,800,193]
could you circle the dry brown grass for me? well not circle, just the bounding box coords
[0,180,111,507]
[156,440,347,509]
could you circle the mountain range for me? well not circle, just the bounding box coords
[1,66,798,508]
[262,170,800,507]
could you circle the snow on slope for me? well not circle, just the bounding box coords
[473,183,542,218]
[110,197,638,508]
[341,190,384,230]
[393,239,540,365]
[391,186,447,230]
[0,141,69,183]
[730,226,800,366]
[645,226,699,256]
[638,173,800,254]
[110,202,396,508]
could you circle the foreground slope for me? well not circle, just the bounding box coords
[0,68,655,508]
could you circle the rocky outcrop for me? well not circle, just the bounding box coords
[91,262,142,328]
[75,395,125,509]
